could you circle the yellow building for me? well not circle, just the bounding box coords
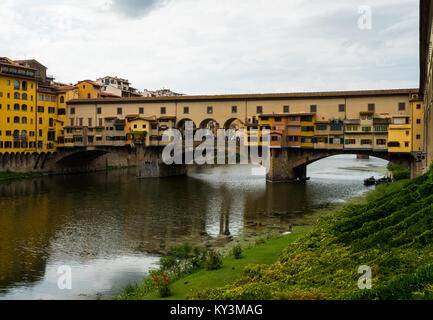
[0,58,38,153]
[75,80,102,99]
[36,85,61,152]
[128,117,151,146]
[343,112,376,150]
[55,88,70,148]
[388,116,411,153]
[244,122,261,147]
[314,121,329,149]
[300,114,315,148]
[410,93,424,153]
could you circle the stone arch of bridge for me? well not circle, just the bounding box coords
[289,150,412,171]
[267,148,415,182]
[177,118,197,135]
[223,118,244,130]
[199,118,220,135]
[55,149,110,167]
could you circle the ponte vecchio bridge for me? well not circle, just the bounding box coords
[0,88,427,181]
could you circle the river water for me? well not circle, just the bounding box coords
[0,155,387,300]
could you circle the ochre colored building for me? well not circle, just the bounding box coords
[0,58,38,152]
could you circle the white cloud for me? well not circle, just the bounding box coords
[0,0,419,94]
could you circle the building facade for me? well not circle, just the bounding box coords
[420,0,433,167]
[0,58,38,152]
[96,76,141,98]
[65,89,423,155]
[0,57,117,154]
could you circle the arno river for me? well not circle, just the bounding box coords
[0,155,387,300]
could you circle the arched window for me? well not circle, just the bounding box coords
[14,80,20,90]
[21,104,27,111]
[14,92,20,99]
[21,130,27,138]
[22,81,27,91]
[22,117,27,124]
[22,93,28,100]
[13,130,19,139]
[14,104,20,111]
[14,116,20,124]
[60,96,65,103]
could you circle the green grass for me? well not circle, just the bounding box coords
[117,226,312,300]
[0,171,42,181]
[191,167,433,300]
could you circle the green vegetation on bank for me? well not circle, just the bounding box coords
[192,166,433,300]
[0,171,42,181]
[115,226,312,300]
[387,162,411,180]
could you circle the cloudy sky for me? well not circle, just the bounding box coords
[0,0,419,95]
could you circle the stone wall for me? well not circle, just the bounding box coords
[0,149,137,175]
[135,146,187,178]
[266,148,308,182]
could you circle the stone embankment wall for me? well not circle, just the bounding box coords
[0,150,137,175]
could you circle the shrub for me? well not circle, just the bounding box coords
[153,273,172,298]
[393,168,410,180]
[159,255,177,272]
[387,163,410,180]
[159,243,207,276]
[205,250,223,270]
[232,244,242,259]
[191,246,207,269]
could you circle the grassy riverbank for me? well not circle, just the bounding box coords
[116,165,433,300]
[192,166,433,300]
[0,171,43,181]
[115,226,312,300]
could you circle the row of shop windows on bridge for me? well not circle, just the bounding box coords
[246,135,407,147]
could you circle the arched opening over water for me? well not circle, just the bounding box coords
[56,150,109,166]
[306,154,389,181]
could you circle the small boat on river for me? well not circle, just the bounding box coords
[364,176,393,186]
[364,176,376,186]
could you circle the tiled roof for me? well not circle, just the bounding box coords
[77,80,102,87]
[67,89,418,105]
[101,92,120,97]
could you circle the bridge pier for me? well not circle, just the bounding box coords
[136,146,187,178]
[266,148,308,182]
[410,157,428,178]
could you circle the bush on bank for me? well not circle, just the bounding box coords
[387,163,411,180]
[191,167,433,300]
[116,243,207,299]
